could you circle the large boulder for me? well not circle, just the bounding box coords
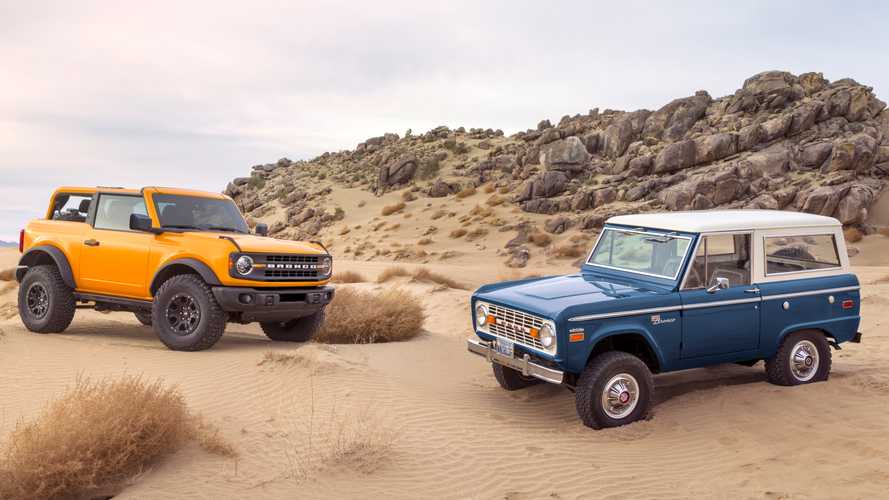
[739,147,790,176]
[800,142,833,169]
[834,184,876,224]
[693,133,738,165]
[539,137,591,173]
[379,154,418,189]
[801,185,849,216]
[515,171,570,201]
[653,140,697,173]
[602,117,636,158]
[760,113,793,142]
[826,133,878,172]
[727,71,804,113]
[643,92,711,142]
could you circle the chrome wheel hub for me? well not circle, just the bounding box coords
[790,340,819,382]
[601,373,640,419]
[165,293,201,336]
[26,283,49,319]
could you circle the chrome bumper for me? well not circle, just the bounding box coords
[467,338,564,384]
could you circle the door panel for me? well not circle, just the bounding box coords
[680,287,761,358]
[79,229,153,298]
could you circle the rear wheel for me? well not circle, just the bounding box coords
[152,275,226,351]
[765,330,831,386]
[492,364,540,390]
[18,265,76,333]
[261,310,325,342]
[575,351,653,429]
[134,310,153,326]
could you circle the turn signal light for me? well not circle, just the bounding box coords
[529,328,540,338]
[486,314,496,325]
[842,299,855,310]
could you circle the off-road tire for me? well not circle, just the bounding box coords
[575,351,653,429]
[765,330,831,386]
[18,265,76,333]
[492,364,540,390]
[134,310,153,326]
[260,310,325,342]
[152,274,226,351]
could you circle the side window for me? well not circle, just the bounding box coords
[50,194,93,222]
[683,234,751,289]
[765,234,840,275]
[94,195,148,231]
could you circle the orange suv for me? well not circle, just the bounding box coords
[15,186,334,351]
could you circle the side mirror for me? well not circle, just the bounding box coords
[254,223,269,237]
[706,277,730,294]
[130,213,159,234]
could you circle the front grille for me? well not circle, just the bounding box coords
[262,254,322,280]
[487,304,545,350]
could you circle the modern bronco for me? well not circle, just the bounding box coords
[468,210,862,429]
[16,186,333,351]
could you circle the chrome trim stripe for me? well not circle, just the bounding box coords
[762,286,860,301]
[569,305,683,322]
[682,297,762,310]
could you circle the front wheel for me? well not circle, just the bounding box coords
[575,351,653,429]
[152,275,226,351]
[765,330,831,386]
[261,310,325,342]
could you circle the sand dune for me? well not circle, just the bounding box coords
[2,246,889,499]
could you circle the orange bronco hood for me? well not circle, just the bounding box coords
[183,232,328,255]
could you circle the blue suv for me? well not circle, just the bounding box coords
[468,210,862,429]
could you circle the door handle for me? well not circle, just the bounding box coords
[744,287,760,294]
[84,239,100,247]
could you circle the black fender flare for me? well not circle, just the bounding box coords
[17,245,77,289]
[150,258,222,295]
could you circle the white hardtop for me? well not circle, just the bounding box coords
[606,210,842,234]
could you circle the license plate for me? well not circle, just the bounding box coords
[494,338,514,358]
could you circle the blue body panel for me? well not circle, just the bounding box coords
[471,229,862,377]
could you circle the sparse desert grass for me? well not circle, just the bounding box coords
[844,227,863,243]
[381,202,406,216]
[338,226,351,235]
[465,228,489,241]
[455,186,477,199]
[0,376,235,500]
[469,205,493,217]
[331,271,367,283]
[377,266,467,289]
[376,266,411,282]
[401,190,417,201]
[483,183,496,194]
[552,244,586,259]
[431,209,447,220]
[450,228,467,238]
[0,268,14,281]
[418,238,433,245]
[529,231,552,247]
[486,195,505,206]
[315,287,424,343]
[385,223,401,231]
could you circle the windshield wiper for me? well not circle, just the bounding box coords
[201,225,247,234]
[161,224,201,230]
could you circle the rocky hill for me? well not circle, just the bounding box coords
[224,71,889,266]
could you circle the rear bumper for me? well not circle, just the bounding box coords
[467,338,564,384]
[212,285,334,322]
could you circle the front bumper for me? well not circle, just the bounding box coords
[212,285,334,322]
[467,338,564,384]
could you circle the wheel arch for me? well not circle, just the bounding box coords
[17,245,76,289]
[585,330,663,373]
[150,258,222,296]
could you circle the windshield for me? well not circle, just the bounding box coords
[587,228,692,279]
[153,194,249,234]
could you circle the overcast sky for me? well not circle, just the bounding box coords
[2,1,888,242]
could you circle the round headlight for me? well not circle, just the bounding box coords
[539,323,555,349]
[475,304,488,327]
[317,256,332,276]
[235,255,254,276]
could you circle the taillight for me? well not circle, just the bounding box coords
[842,299,855,310]
[19,229,24,253]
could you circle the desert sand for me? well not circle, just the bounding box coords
[2,224,889,499]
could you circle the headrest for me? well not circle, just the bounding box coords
[78,199,92,214]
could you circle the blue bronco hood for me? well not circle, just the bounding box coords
[473,272,676,321]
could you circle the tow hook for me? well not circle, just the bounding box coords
[827,340,841,350]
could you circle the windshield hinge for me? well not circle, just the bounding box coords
[219,236,242,252]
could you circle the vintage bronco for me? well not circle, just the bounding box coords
[468,210,862,429]
[16,186,333,351]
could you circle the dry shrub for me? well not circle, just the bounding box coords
[381,202,406,216]
[431,209,447,220]
[455,186,477,199]
[0,268,14,281]
[315,287,424,343]
[529,231,552,247]
[338,226,351,235]
[552,244,586,259]
[465,228,489,241]
[878,227,889,237]
[411,268,467,289]
[401,191,416,201]
[0,376,234,500]
[844,227,863,243]
[192,417,237,459]
[418,238,433,246]
[469,205,492,217]
[450,228,468,239]
[332,271,366,283]
[486,195,505,206]
[483,183,496,194]
[377,266,411,283]
[384,223,401,231]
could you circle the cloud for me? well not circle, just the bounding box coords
[1,0,888,240]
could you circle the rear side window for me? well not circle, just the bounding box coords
[94,194,148,231]
[50,194,93,222]
[764,234,841,275]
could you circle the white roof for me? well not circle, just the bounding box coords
[606,210,841,233]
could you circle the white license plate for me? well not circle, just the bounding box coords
[494,338,514,357]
